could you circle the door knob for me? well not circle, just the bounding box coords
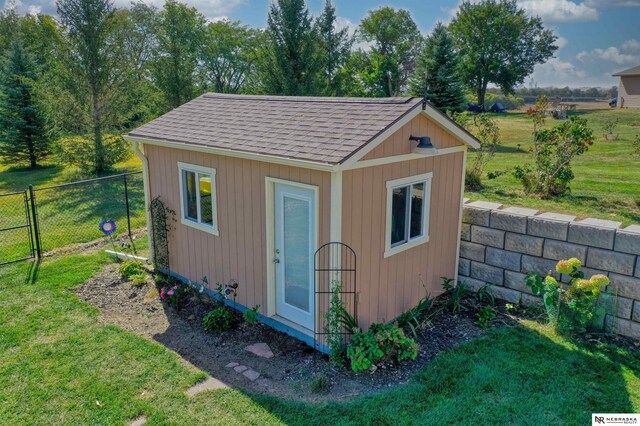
[273,258,280,263]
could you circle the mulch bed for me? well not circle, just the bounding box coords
[71,264,637,402]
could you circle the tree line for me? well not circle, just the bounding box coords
[0,0,557,174]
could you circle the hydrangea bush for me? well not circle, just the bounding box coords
[525,258,609,333]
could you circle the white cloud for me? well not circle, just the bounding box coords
[556,36,568,49]
[518,0,598,23]
[584,0,640,8]
[622,39,640,52]
[577,46,640,65]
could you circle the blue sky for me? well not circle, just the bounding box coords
[7,0,640,87]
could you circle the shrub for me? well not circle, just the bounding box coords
[525,258,609,333]
[119,260,146,280]
[346,323,419,372]
[513,97,594,197]
[160,282,191,311]
[203,307,235,333]
[309,372,331,393]
[633,134,640,156]
[602,118,619,141]
[54,134,132,174]
[243,305,260,325]
[129,272,149,287]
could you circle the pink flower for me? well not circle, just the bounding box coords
[173,285,178,290]
[168,290,174,296]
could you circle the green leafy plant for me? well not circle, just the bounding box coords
[346,323,419,372]
[442,277,468,314]
[129,272,149,287]
[325,281,352,367]
[525,258,609,333]
[203,307,235,333]
[475,305,496,329]
[243,305,260,325]
[119,260,146,280]
[476,284,495,306]
[309,372,331,393]
[514,96,594,197]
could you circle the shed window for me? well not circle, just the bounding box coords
[385,173,432,258]
[178,162,218,235]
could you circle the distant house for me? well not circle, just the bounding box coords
[614,65,640,108]
[125,94,480,350]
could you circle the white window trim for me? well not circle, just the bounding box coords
[177,162,219,236]
[384,172,432,258]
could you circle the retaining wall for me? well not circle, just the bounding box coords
[458,200,640,340]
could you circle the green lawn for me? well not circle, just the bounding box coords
[468,108,640,225]
[0,157,145,263]
[1,253,639,425]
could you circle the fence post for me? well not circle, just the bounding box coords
[123,174,132,238]
[28,184,42,258]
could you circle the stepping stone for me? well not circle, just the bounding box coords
[233,365,248,373]
[185,377,227,397]
[245,343,274,359]
[129,416,147,426]
[225,362,239,368]
[242,369,261,381]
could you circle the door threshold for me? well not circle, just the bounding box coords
[272,315,313,337]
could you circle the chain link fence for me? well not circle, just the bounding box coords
[0,172,145,265]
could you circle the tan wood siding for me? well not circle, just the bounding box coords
[362,113,464,161]
[619,76,640,109]
[342,151,464,328]
[145,144,331,311]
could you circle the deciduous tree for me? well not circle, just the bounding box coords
[449,0,557,108]
[200,20,263,94]
[153,0,205,108]
[357,7,422,96]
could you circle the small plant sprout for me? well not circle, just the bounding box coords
[309,372,331,393]
[243,305,260,325]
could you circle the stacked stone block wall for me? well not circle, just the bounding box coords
[458,200,640,340]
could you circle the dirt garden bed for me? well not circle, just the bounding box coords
[71,264,635,402]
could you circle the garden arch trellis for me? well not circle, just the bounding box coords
[313,242,357,352]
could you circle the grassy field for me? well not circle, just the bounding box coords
[469,107,640,225]
[0,253,639,425]
[0,157,145,263]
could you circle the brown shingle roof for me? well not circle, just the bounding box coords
[613,65,640,77]
[128,93,422,165]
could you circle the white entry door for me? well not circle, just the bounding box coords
[274,182,316,330]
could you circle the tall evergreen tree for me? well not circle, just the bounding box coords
[261,0,320,95]
[409,22,466,113]
[314,1,352,96]
[153,0,205,109]
[0,42,50,168]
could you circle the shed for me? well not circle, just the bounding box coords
[125,93,480,350]
[614,65,640,108]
